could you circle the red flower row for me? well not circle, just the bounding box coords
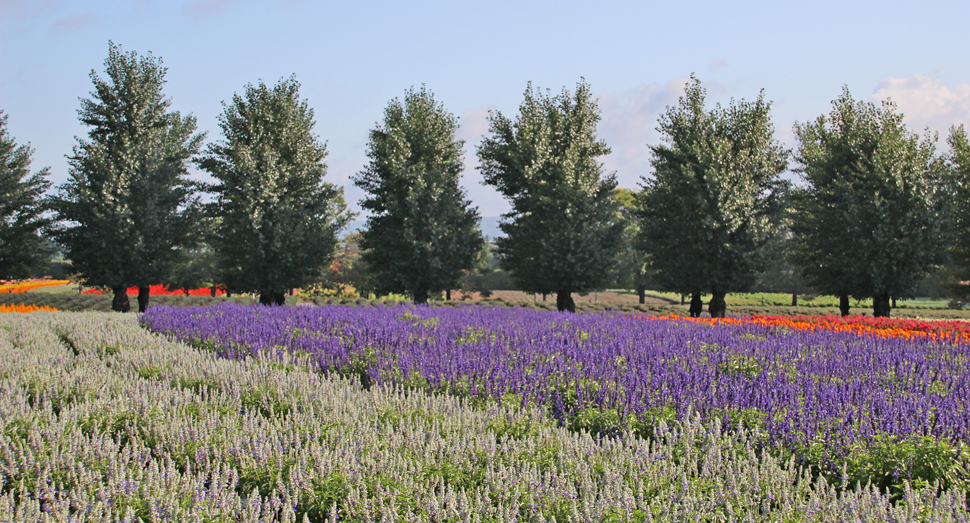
[82,284,226,296]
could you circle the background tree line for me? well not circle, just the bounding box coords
[2,42,968,317]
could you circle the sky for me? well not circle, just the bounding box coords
[2,0,970,225]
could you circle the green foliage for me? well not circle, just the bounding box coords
[239,387,292,418]
[47,42,203,306]
[477,79,623,311]
[606,188,654,301]
[300,231,371,299]
[456,325,494,345]
[944,125,970,300]
[354,86,484,304]
[199,76,351,299]
[456,240,499,299]
[717,354,762,379]
[749,233,812,296]
[791,434,970,500]
[172,375,223,395]
[637,76,789,310]
[163,216,220,294]
[294,473,348,523]
[485,407,551,440]
[570,406,624,436]
[630,404,679,439]
[788,87,946,314]
[0,111,53,280]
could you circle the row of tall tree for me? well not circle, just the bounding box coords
[636,77,956,318]
[2,43,968,317]
[3,43,352,312]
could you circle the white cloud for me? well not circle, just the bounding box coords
[596,78,690,189]
[867,74,970,138]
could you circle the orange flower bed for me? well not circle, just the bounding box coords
[82,284,226,296]
[0,280,70,294]
[634,313,970,343]
[0,303,58,313]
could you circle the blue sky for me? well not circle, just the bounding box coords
[2,0,969,223]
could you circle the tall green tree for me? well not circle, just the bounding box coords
[637,76,789,318]
[48,42,204,312]
[163,216,220,295]
[609,188,653,303]
[199,76,350,305]
[353,86,483,304]
[939,125,970,301]
[750,232,810,305]
[477,80,622,312]
[0,111,53,280]
[788,88,945,317]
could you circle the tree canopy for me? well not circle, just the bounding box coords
[608,188,653,303]
[47,42,203,312]
[199,76,350,305]
[939,125,970,301]
[788,87,946,317]
[477,80,622,312]
[353,86,483,304]
[637,76,789,317]
[0,111,52,280]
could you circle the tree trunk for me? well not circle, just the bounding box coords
[446,289,451,301]
[839,294,850,317]
[210,286,217,297]
[791,292,798,307]
[274,292,286,306]
[708,290,727,318]
[891,296,897,309]
[688,292,703,318]
[873,294,891,317]
[137,286,150,313]
[259,292,274,306]
[681,294,686,305]
[556,292,575,313]
[637,286,646,304]
[111,286,130,313]
[413,288,429,305]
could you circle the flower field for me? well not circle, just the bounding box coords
[82,284,226,296]
[3,311,968,521]
[141,304,970,498]
[0,303,58,313]
[655,313,970,342]
[0,279,69,294]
